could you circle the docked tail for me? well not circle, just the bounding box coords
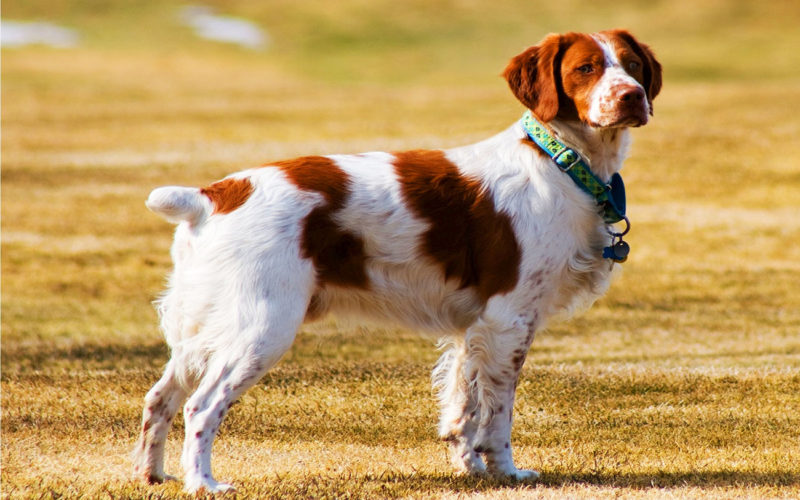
[146,186,211,225]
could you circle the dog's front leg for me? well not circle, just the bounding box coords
[472,374,537,480]
[434,338,486,474]
[467,316,539,480]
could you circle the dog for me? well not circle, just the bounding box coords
[133,29,661,493]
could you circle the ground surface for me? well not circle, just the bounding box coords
[2,1,800,498]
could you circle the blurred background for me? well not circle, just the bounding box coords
[3,0,800,148]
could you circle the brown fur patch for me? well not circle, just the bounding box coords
[506,32,638,124]
[201,177,254,214]
[557,33,607,123]
[602,29,663,110]
[392,150,521,301]
[504,37,562,122]
[269,156,368,288]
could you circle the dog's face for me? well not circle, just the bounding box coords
[504,29,662,128]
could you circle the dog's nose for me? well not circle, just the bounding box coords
[620,87,645,104]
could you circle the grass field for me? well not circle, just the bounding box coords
[3,0,800,498]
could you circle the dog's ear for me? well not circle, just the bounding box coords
[609,29,663,114]
[503,34,562,122]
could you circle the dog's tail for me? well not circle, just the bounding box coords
[146,186,211,226]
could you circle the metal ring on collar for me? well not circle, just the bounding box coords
[608,215,631,238]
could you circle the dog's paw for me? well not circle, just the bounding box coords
[133,465,177,485]
[148,473,178,484]
[456,455,488,475]
[511,468,539,481]
[208,482,236,494]
[487,462,540,482]
[185,478,236,494]
[448,441,487,475]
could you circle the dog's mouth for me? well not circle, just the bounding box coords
[591,110,649,129]
[615,113,649,128]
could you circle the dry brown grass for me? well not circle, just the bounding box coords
[3,0,800,498]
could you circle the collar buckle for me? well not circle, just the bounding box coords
[552,148,582,172]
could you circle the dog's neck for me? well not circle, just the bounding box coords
[546,118,632,181]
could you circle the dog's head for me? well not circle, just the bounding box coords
[504,29,662,128]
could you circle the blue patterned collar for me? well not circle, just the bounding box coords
[521,111,631,262]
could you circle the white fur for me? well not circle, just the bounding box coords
[145,186,211,226]
[588,34,650,127]
[133,76,642,494]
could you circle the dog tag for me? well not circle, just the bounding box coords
[603,240,630,262]
[612,240,629,259]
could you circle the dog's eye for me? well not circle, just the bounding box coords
[628,61,640,72]
[577,64,594,74]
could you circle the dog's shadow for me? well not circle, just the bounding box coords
[142,468,800,499]
[361,469,800,493]
[230,469,800,498]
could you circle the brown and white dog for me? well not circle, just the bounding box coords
[134,29,661,493]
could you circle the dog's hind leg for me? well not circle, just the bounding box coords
[133,359,188,483]
[178,291,309,494]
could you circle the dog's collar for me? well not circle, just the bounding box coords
[521,110,631,262]
[521,110,627,224]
